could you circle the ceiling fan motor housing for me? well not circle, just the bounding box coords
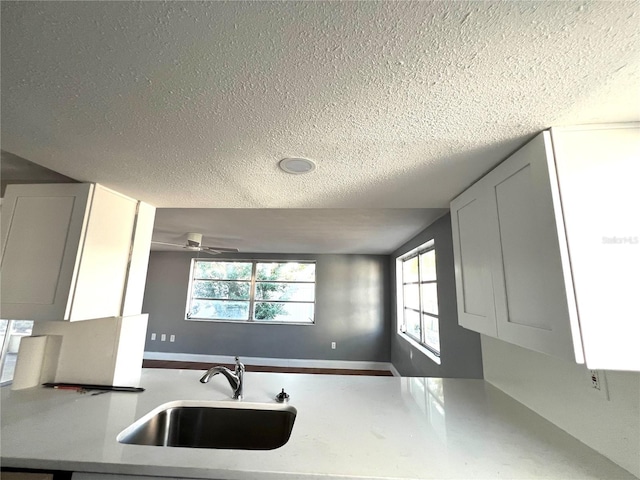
[186,232,203,248]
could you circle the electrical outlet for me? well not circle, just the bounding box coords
[161,334,166,342]
[589,369,610,401]
[150,333,156,341]
[170,335,175,342]
[331,341,336,350]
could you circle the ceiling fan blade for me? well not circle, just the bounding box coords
[200,247,222,255]
[152,238,239,253]
[202,245,239,252]
[151,241,184,247]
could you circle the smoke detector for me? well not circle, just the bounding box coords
[279,157,316,174]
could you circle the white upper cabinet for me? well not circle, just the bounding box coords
[450,178,498,337]
[1,183,155,322]
[551,125,640,370]
[451,124,639,370]
[483,132,582,363]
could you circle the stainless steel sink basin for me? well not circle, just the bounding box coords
[117,400,297,450]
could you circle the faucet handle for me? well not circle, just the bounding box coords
[276,388,290,403]
[235,356,245,372]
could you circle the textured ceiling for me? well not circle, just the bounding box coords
[152,208,447,254]
[2,1,639,210]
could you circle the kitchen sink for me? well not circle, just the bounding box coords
[117,400,297,450]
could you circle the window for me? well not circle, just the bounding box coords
[0,320,34,386]
[397,240,441,363]
[186,260,316,324]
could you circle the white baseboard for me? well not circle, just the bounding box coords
[144,351,393,372]
[389,364,401,377]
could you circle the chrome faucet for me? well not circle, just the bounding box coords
[199,356,245,400]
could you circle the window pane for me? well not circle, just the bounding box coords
[1,320,34,384]
[256,262,315,282]
[189,300,250,320]
[403,256,419,283]
[404,309,421,340]
[421,283,439,315]
[253,302,314,323]
[188,260,316,324]
[255,282,315,301]
[419,249,437,282]
[404,284,420,311]
[423,313,440,353]
[0,319,10,384]
[192,280,250,300]
[194,261,252,280]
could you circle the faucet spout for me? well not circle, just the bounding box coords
[199,356,244,400]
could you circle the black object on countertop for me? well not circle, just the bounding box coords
[276,388,290,402]
[42,383,144,392]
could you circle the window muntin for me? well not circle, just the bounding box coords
[398,241,440,359]
[187,260,316,324]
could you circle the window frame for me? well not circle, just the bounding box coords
[185,259,316,325]
[396,240,441,364]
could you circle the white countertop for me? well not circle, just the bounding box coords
[1,369,635,479]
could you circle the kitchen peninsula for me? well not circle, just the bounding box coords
[1,369,635,480]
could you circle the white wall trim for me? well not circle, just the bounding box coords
[144,351,393,372]
[389,364,401,377]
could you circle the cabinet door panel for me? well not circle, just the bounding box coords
[451,182,497,336]
[493,164,553,331]
[69,186,137,321]
[486,132,580,362]
[121,202,156,316]
[2,197,74,304]
[1,184,92,320]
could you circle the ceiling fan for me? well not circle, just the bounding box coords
[151,232,239,255]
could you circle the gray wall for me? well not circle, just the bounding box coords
[390,213,484,378]
[142,252,391,362]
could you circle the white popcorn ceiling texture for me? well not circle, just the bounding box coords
[1,1,639,211]
[150,208,448,254]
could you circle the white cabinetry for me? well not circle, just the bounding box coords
[1,183,155,322]
[483,133,581,362]
[450,178,498,337]
[552,126,640,370]
[451,124,639,370]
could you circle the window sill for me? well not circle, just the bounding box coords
[397,332,441,365]
[185,317,314,326]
